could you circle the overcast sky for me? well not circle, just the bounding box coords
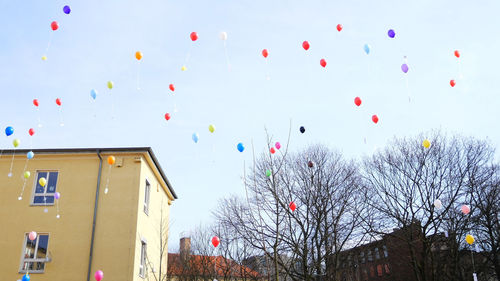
[1,0,499,248]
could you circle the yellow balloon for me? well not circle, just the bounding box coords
[208,124,215,133]
[181,66,187,71]
[13,139,20,148]
[39,177,47,187]
[466,234,475,245]
[422,139,431,148]
[24,171,31,179]
[107,81,114,89]
[41,55,47,61]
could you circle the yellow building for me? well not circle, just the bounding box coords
[0,147,177,281]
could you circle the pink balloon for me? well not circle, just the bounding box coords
[461,205,470,215]
[28,231,37,241]
[275,142,281,150]
[95,270,104,281]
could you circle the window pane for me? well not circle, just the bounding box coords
[37,235,49,259]
[35,172,48,194]
[34,196,54,204]
[377,265,383,276]
[47,172,58,193]
[383,245,388,257]
[25,238,36,258]
[384,264,390,274]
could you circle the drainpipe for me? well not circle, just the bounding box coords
[87,150,103,281]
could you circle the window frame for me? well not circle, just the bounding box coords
[30,171,59,206]
[19,232,50,273]
[144,179,151,215]
[139,239,147,278]
[374,247,380,259]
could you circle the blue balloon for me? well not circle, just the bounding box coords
[5,126,14,136]
[22,273,30,281]
[388,29,396,38]
[192,133,199,143]
[90,89,97,100]
[237,142,244,152]
[27,151,34,160]
[63,5,71,14]
[363,44,370,55]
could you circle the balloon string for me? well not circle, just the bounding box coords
[405,75,412,103]
[458,60,463,79]
[56,199,60,218]
[137,61,141,91]
[104,165,112,194]
[36,108,42,128]
[265,59,270,81]
[58,107,64,126]
[223,41,231,71]
[18,158,30,200]
[8,150,15,177]
[45,32,53,55]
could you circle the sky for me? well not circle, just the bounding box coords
[1,0,500,248]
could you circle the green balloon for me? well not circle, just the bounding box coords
[266,170,271,177]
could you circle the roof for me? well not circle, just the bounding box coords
[168,253,261,278]
[0,147,177,199]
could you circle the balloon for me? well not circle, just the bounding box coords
[5,126,14,136]
[302,41,310,51]
[41,55,47,61]
[461,205,470,215]
[63,5,71,14]
[51,21,59,31]
[190,32,198,41]
[135,51,143,60]
[354,97,362,106]
[387,29,395,38]
[27,151,34,160]
[336,24,343,32]
[107,81,114,89]
[169,84,175,92]
[219,31,227,40]
[266,170,271,177]
[211,236,220,248]
[208,125,215,133]
[13,139,20,148]
[22,273,30,281]
[95,270,104,281]
[107,156,115,165]
[372,115,379,124]
[56,98,62,106]
[289,201,297,212]
[363,44,371,55]
[164,113,171,121]
[401,64,409,73]
[24,171,31,179]
[422,139,431,148]
[192,133,199,143]
[434,199,442,209]
[262,49,269,58]
[275,142,281,150]
[450,80,456,87]
[28,231,37,241]
[54,192,61,199]
[270,147,276,154]
[181,66,187,71]
[237,143,244,152]
[320,59,327,68]
[39,177,47,187]
[300,126,305,134]
[454,50,460,58]
[91,89,97,100]
[308,161,314,168]
[465,234,474,245]
[33,99,39,107]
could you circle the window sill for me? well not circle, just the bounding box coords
[30,204,55,207]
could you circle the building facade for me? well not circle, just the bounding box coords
[0,148,177,281]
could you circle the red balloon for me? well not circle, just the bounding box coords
[262,49,269,58]
[51,21,59,31]
[454,50,460,58]
[320,59,327,68]
[308,161,314,168]
[56,98,62,106]
[450,80,456,87]
[289,201,296,212]
[169,84,175,92]
[336,24,343,32]
[33,99,39,107]
[372,115,379,124]
[190,32,198,41]
[164,113,171,121]
[211,236,220,248]
[354,97,362,106]
[302,41,310,51]
[29,128,35,136]
[270,147,276,154]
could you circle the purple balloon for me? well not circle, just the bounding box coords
[401,64,409,73]
[388,29,396,38]
[54,192,61,199]
[63,5,71,14]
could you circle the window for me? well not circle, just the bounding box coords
[359,251,365,263]
[362,268,368,281]
[377,264,383,276]
[369,266,375,277]
[367,249,373,262]
[139,240,147,277]
[20,233,49,273]
[374,247,380,259]
[144,180,151,215]
[382,245,388,258]
[32,171,59,205]
[384,264,390,274]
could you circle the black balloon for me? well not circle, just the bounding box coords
[300,126,305,134]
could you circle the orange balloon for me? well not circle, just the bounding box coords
[107,156,115,165]
[135,51,143,60]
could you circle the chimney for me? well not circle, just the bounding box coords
[180,237,191,262]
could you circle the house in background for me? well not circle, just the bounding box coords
[168,237,262,281]
[0,147,177,281]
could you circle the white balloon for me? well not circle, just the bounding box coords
[434,199,442,209]
[219,32,228,41]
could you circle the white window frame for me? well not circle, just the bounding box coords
[19,233,50,273]
[139,239,147,278]
[144,179,151,215]
[31,171,59,206]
